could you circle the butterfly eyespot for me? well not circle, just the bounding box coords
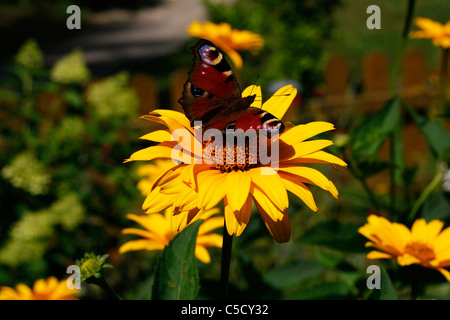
[191,85,205,97]
[225,122,236,130]
[199,44,222,65]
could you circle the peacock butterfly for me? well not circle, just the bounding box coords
[178,39,285,135]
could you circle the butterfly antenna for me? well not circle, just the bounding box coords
[249,74,260,96]
[253,93,292,102]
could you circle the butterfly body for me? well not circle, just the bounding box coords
[178,39,284,135]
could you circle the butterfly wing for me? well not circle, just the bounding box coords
[233,107,285,135]
[178,39,251,129]
[178,39,285,135]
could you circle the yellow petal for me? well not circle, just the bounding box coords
[279,139,334,161]
[224,194,252,236]
[197,170,227,210]
[121,227,154,239]
[195,245,211,264]
[360,215,409,255]
[187,20,204,37]
[280,150,347,167]
[124,141,179,163]
[226,170,251,212]
[248,168,288,211]
[424,220,444,243]
[278,171,318,212]
[118,239,165,253]
[436,267,450,281]
[411,219,428,243]
[142,187,177,213]
[222,47,243,69]
[196,233,223,248]
[279,121,335,145]
[147,109,192,132]
[197,207,221,221]
[139,130,172,142]
[434,226,450,255]
[366,251,394,260]
[398,254,422,266]
[171,207,202,232]
[278,166,338,198]
[198,216,224,235]
[125,213,171,242]
[255,203,291,243]
[262,85,297,120]
[173,184,200,211]
[250,184,284,221]
[242,85,262,109]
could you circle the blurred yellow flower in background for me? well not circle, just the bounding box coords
[125,85,346,243]
[0,277,78,300]
[359,215,450,281]
[187,20,264,69]
[137,160,178,196]
[409,17,450,49]
[119,208,223,263]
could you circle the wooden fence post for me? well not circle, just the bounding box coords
[361,52,389,112]
[170,68,189,113]
[131,73,158,115]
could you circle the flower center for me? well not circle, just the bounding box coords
[404,242,435,262]
[202,134,262,172]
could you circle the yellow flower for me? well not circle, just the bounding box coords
[119,208,223,263]
[137,160,178,196]
[187,20,264,69]
[125,85,346,243]
[359,215,450,281]
[0,277,79,300]
[409,17,450,49]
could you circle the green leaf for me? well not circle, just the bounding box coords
[352,158,393,178]
[264,261,325,290]
[368,266,397,300]
[292,281,352,300]
[351,97,401,158]
[406,104,450,159]
[297,220,366,252]
[0,88,20,103]
[420,193,450,222]
[63,89,83,108]
[152,220,201,300]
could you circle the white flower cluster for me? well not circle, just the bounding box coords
[1,151,51,195]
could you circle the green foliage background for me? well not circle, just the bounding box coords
[0,0,450,300]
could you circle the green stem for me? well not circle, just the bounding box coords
[439,48,449,120]
[408,169,443,222]
[220,223,233,300]
[410,265,424,300]
[388,0,416,213]
[88,275,123,300]
[344,151,382,212]
[390,0,416,96]
[389,133,396,214]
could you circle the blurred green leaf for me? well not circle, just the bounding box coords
[351,97,401,158]
[420,193,450,221]
[368,267,397,300]
[152,220,201,300]
[297,220,366,252]
[406,105,450,160]
[0,88,20,103]
[264,261,325,290]
[292,281,352,299]
[63,89,83,108]
[352,158,393,177]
